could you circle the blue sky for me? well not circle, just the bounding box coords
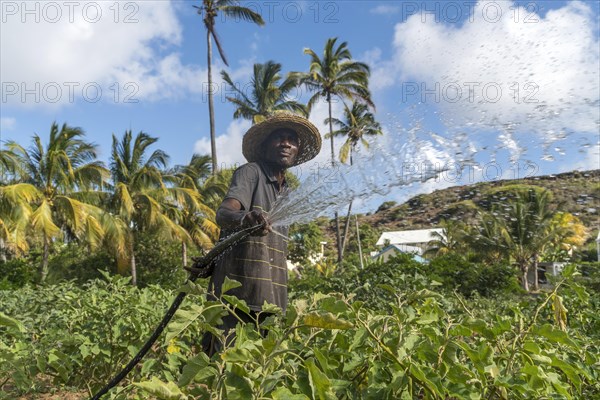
[1,0,599,211]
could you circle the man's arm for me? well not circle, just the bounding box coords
[216,198,271,234]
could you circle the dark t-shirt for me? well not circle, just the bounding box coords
[210,162,289,312]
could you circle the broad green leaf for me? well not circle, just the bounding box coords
[409,364,445,397]
[302,312,353,330]
[222,276,242,294]
[548,372,573,399]
[201,301,228,326]
[417,312,439,325]
[178,352,214,387]
[305,358,336,400]
[178,280,206,295]
[0,311,25,334]
[532,324,578,349]
[561,263,577,278]
[272,387,310,400]
[222,347,253,363]
[141,358,157,375]
[262,301,282,314]
[222,295,251,315]
[377,284,397,294]
[224,372,253,400]
[550,355,582,389]
[164,303,204,345]
[314,348,331,373]
[134,377,185,400]
[318,297,348,314]
[568,282,589,303]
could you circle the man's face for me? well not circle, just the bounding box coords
[262,129,299,168]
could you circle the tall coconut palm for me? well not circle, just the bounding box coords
[293,37,373,263]
[1,123,109,282]
[326,101,381,256]
[221,61,307,123]
[327,101,381,165]
[169,154,221,266]
[0,183,38,260]
[478,188,556,291]
[109,130,205,285]
[194,0,264,173]
[424,219,471,259]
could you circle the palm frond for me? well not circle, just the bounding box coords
[30,200,61,239]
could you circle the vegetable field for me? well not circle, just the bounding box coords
[1,262,599,399]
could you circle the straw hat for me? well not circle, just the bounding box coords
[242,113,322,166]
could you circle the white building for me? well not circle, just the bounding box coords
[371,244,427,263]
[371,228,444,263]
[375,228,445,250]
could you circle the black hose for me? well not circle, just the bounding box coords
[90,224,264,399]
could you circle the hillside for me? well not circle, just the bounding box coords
[319,169,599,250]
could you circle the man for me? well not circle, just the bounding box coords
[204,113,321,354]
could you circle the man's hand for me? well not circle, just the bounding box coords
[242,210,272,236]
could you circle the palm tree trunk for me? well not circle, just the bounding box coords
[520,262,529,292]
[182,241,188,268]
[532,255,539,291]
[328,95,343,265]
[340,148,354,258]
[130,241,137,286]
[355,215,364,269]
[207,28,218,174]
[0,238,6,263]
[341,201,353,257]
[40,237,50,283]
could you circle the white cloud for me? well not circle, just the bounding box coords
[370,5,400,15]
[1,1,206,107]
[194,119,251,168]
[562,143,600,172]
[0,117,16,131]
[371,0,600,137]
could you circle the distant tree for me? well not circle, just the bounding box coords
[327,101,382,165]
[109,130,204,285]
[424,219,470,259]
[288,222,325,266]
[542,212,587,261]
[475,185,581,291]
[293,37,373,264]
[222,61,307,123]
[327,101,382,256]
[194,0,264,173]
[169,154,221,266]
[0,123,111,282]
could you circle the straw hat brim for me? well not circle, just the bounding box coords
[242,114,322,166]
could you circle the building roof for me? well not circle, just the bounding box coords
[372,244,427,263]
[382,244,423,255]
[376,228,444,247]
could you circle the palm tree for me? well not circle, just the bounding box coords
[221,61,307,123]
[542,212,587,261]
[1,123,109,282]
[478,188,556,291]
[109,130,205,285]
[424,219,470,259]
[169,154,221,266]
[0,183,38,260]
[326,101,381,257]
[194,0,264,173]
[327,101,381,165]
[293,37,373,264]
